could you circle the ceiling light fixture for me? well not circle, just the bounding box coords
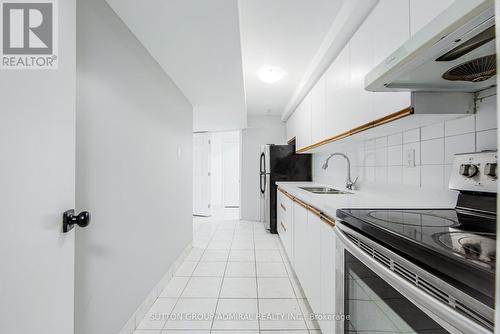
[258,67,285,84]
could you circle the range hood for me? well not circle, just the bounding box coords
[365,0,496,92]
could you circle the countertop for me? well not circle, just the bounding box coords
[275,181,458,221]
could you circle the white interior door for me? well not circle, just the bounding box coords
[223,141,240,207]
[193,133,212,216]
[0,1,76,332]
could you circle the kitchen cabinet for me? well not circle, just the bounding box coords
[287,195,337,334]
[295,94,312,150]
[326,45,350,137]
[290,0,413,151]
[311,75,327,143]
[305,210,322,315]
[277,190,294,264]
[410,0,455,37]
[286,109,298,143]
[319,221,336,334]
[293,200,308,287]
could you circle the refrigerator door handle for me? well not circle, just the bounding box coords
[260,152,266,194]
[260,173,266,194]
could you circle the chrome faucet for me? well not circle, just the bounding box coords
[322,153,358,190]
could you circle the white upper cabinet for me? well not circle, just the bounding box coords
[369,0,412,119]
[286,109,298,142]
[410,0,456,36]
[326,45,350,137]
[288,0,425,150]
[311,75,327,143]
[295,93,312,150]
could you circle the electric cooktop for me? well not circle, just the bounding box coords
[336,207,496,308]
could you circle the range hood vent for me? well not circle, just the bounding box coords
[442,54,496,82]
[366,0,496,93]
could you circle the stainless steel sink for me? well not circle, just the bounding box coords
[299,186,353,195]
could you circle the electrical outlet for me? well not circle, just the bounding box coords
[405,149,415,168]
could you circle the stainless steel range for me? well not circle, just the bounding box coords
[335,151,497,334]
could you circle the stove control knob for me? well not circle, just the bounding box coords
[484,163,497,178]
[459,164,478,178]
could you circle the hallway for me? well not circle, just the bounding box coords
[134,212,321,333]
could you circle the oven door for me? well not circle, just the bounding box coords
[334,223,492,334]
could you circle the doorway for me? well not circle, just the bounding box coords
[193,130,241,222]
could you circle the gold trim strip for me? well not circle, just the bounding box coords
[308,205,322,217]
[296,107,414,153]
[278,187,336,227]
[320,214,336,227]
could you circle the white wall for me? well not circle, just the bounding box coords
[241,115,286,221]
[75,1,193,333]
[210,131,241,208]
[313,94,497,198]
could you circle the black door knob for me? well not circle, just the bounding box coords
[63,209,91,233]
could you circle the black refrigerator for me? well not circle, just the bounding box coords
[260,144,312,234]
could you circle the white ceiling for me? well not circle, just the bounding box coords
[239,0,345,115]
[106,0,247,132]
[106,0,345,129]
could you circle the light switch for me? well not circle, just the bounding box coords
[405,149,415,168]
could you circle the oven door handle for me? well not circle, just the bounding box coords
[335,223,492,334]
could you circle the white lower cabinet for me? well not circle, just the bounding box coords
[306,211,322,314]
[282,198,337,334]
[277,190,294,265]
[320,221,336,334]
[293,201,308,287]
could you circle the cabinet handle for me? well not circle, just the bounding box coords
[280,203,286,211]
[280,221,287,232]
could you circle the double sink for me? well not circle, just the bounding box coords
[299,186,352,195]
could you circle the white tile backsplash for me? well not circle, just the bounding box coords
[387,145,403,166]
[387,133,403,146]
[476,129,497,152]
[375,147,387,166]
[403,166,421,187]
[421,122,444,140]
[421,165,444,189]
[403,128,420,144]
[312,95,497,191]
[421,138,444,165]
[387,166,403,185]
[444,115,475,136]
[402,142,421,166]
[476,95,497,131]
[444,133,476,164]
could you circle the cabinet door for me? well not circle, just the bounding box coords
[326,45,350,136]
[348,14,375,130]
[306,212,322,314]
[410,0,455,36]
[293,202,308,285]
[319,222,336,334]
[296,94,312,150]
[277,191,288,250]
[370,0,411,117]
[284,195,295,265]
[311,75,327,143]
[286,111,298,143]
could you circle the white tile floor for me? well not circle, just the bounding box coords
[134,209,321,333]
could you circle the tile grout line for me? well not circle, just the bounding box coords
[209,219,235,332]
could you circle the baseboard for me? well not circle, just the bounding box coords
[118,242,193,334]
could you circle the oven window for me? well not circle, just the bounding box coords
[344,251,449,333]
